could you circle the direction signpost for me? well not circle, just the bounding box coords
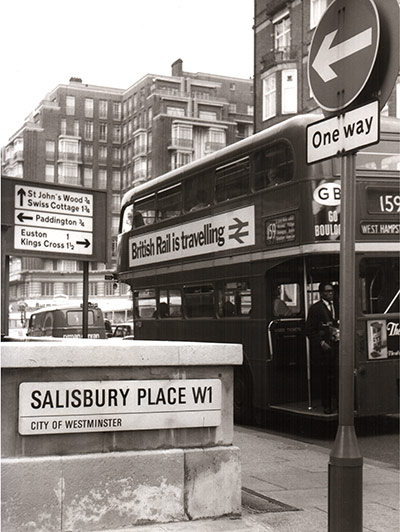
[1,178,108,338]
[307,1,399,531]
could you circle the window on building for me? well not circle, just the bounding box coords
[104,281,115,296]
[61,119,67,135]
[282,69,298,114]
[46,141,55,160]
[247,105,254,116]
[112,194,120,212]
[171,151,192,170]
[397,82,400,118]
[58,138,80,159]
[74,120,80,136]
[171,124,192,148]
[229,103,237,113]
[58,163,79,186]
[113,101,122,120]
[98,169,107,189]
[99,123,108,142]
[310,0,327,29]
[113,125,121,143]
[66,96,75,115]
[99,100,108,119]
[262,73,276,120]
[99,145,107,161]
[199,110,217,121]
[85,98,94,118]
[148,107,153,124]
[113,147,121,162]
[230,83,236,91]
[147,131,152,151]
[167,106,185,117]
[274,11,290,51]
[41,282,54,296]
[112,170,121,189]
[84,121,93,141]
[45,164,55,182]
[84,167,93,188]
[89,282,98,296]
[84,144,93,160]
[64,282,77,296]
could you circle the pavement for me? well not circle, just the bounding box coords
[89,425,399,532]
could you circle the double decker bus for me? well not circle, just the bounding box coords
[116,114,399,423]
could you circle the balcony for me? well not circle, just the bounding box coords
[261,46,298,70]
[204,141,225,153]
[57,152,82,163]
[168,138,193,150]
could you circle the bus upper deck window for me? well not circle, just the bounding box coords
[134,195,156,225]
[253,142,294,190]
[157,184,182,220]
[357,140,400,171]
[215,157,249,202]
[120,204,133,233]
[184,174,212,211]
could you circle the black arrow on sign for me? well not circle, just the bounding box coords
[17,188,26,207]
[17,212,33,223]
[228,217,249,244]
[76,238,91,248]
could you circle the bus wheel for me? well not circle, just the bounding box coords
[234,365,253,426]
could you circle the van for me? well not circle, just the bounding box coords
[26,304,106,339]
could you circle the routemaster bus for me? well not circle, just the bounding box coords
[116,114,399,423]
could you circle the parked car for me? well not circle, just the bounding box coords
[26,304,107,339]
[111,323,134,338]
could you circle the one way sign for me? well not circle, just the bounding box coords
[308,0,380,112]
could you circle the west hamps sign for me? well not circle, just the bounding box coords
[129,206,255,267]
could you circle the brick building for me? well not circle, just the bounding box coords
[1,61,253,324]
[254,0,400,132]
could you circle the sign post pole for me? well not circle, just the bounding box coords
[82,261,89,339]
[328,152,363,532]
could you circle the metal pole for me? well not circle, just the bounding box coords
[82,261,89,338]
[303,257,312,410]
[328,152,363,531]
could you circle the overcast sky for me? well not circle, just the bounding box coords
[1,0,254,148]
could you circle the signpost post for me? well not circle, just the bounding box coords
[307,0,399,530]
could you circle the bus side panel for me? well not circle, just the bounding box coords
[356,359,400,416]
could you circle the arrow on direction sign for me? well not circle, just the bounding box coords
[76,238,91,248]
[17,188,26,207]
[228,217,249,244]
[17,212,33,223]
[312,28,372,82]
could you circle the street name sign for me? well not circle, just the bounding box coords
[1,177,107,262]
[307,100,379,164]
[308,0,380,112]
[19,379,222,435]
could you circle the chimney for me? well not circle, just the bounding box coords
[171,59,183,77]
[69,77,82,83]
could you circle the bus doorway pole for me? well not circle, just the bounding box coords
[82,261,89,338]
[328,152,363,531]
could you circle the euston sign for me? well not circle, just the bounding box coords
[128,206,255,267]
[19,379,222,435]
[308,0,380,112]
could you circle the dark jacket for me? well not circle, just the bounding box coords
[305,299,338,353]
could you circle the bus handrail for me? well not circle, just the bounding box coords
[267,317,304,360]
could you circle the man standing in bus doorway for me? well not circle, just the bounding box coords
[305,282,339,414]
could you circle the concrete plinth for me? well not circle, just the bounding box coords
[1,340,242,531]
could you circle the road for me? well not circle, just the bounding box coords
[245,413,399,470]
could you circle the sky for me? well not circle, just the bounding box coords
[1,0,254,148]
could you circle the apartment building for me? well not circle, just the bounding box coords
[254,0,400,132]
[1,61,253,323]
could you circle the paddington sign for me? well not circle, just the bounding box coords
[128,206,255,267]
[19,379,222,435]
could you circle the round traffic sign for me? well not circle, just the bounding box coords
[308,0,380,112]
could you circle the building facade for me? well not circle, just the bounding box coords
[1,61,253,325]
[254,0,400,132]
